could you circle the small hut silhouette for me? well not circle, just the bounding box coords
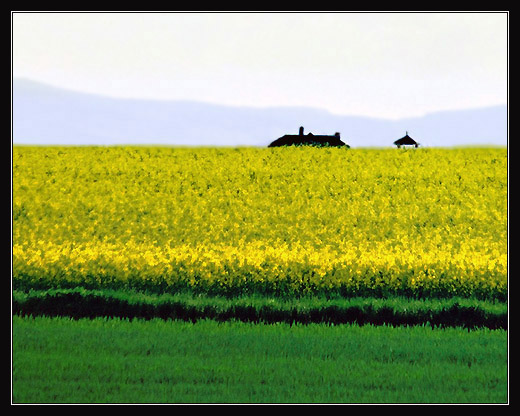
[394,132,419,148]
[268,126,349,147]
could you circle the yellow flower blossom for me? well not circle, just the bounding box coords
[13,146,507,298]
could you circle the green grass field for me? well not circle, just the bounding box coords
[12,316,507,404]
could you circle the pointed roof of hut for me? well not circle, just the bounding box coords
[394,132,418,146]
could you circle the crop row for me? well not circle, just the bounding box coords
[13,239,506,299]
[13,288,507,329]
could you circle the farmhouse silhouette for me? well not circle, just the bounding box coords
[268,127,421,148]
[268,126,349,148]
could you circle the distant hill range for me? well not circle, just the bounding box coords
[13,78,507,147]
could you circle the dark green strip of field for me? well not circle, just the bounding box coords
[13,288,507,329]
[12,315,507,404]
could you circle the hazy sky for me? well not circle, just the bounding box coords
[13,12,507,119]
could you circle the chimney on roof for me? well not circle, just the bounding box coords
[299,126,304,136]
[335,132,340,138]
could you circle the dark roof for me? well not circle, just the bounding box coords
[394,134,418,146]
[269,127,348,147]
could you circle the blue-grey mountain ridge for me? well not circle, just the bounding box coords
[13,78,507,148]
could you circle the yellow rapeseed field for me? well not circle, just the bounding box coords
[12,146,507,299]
